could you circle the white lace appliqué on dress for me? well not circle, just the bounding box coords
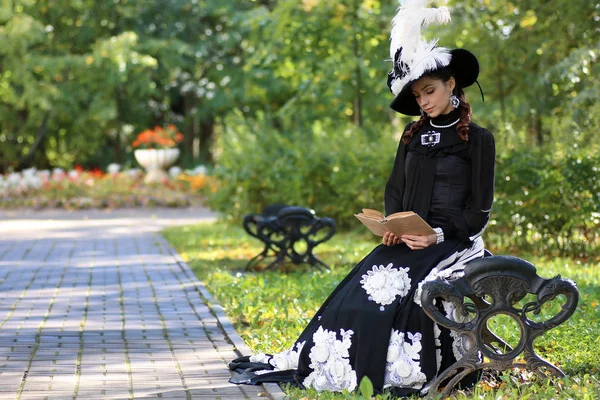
[433,323,442,373]
[303,327,357,392]
[249,341,305,374]
[383,330,427,389]
[442,301,470,361]
[413,267,460,307]
[360,263,411,310]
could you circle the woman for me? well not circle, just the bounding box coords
[229,1,495,397]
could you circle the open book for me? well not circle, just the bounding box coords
[354,209,435,237]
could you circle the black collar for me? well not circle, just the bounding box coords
[430,109,461,127]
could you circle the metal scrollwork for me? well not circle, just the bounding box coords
[243,204,336,271]
[421,255,579,398]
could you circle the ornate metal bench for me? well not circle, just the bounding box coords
[243,204,336,271]
[420,255,579,397]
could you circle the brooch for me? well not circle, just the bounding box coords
[421,130,440,146]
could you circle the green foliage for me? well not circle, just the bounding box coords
[239,0,399,126]
[490,151,600,257]
[358,376,374,399]
[2,0,600,172]
[207,111,600,258]
[208,111,397,228]
[445,0,600,148]
[163,222,600,399]
[0,0,252,171]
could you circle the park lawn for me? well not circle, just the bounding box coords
[162,222,600,400]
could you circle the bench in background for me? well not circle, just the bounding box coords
[243,204,336,271]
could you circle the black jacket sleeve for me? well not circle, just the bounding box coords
[441,126,496,241]
[384,123,413,216]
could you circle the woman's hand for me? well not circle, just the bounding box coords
[401,233,437,250]
[382,232,402,246]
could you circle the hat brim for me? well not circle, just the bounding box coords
[390,49,479,116]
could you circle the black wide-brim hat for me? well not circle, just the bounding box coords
[390,49,479,116]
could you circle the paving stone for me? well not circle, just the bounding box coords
[158,390,194,398]
[0,209,285,400]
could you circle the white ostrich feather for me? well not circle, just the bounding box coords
[409,39,446,67]
[391,44,451,96]
[390,1,450,59]
[423,6,451,27]
[389,0,453,93]
[390,78,404,96]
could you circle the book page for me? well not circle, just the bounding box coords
[355,208,435,238]
[383,214,435,236]
[354,213,389,236]
[386,211,417,219]
[360,209,384,219]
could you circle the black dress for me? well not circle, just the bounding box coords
[229,110,496,397]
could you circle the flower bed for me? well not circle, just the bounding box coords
[0,164,217,210]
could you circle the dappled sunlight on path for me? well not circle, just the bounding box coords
[0,207,283,399]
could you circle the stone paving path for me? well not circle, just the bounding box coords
[0,208,285,400]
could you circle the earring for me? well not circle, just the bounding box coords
[450,95,460,109]
[420,108,425,116]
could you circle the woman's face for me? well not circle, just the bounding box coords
[411,76,456,118]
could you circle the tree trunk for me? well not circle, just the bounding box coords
[183,92,196,165]
[16,112,51,170]
[535,113,543,146]
[199,118,215,164]
[496,53,506,145]
[114,88,125,164]
[528,111,543,147]
[351,0,363,127]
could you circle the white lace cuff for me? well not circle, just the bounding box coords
[433,227,444,244]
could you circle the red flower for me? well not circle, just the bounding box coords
[131,125,184,149]
[91,167,103,178]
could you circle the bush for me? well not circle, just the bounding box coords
[490,151,600,257]
[209,113,600,258]
[209,111,397,228]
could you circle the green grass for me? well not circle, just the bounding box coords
[162,222,600,399]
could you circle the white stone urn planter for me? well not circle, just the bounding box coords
[134,148,180,183]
